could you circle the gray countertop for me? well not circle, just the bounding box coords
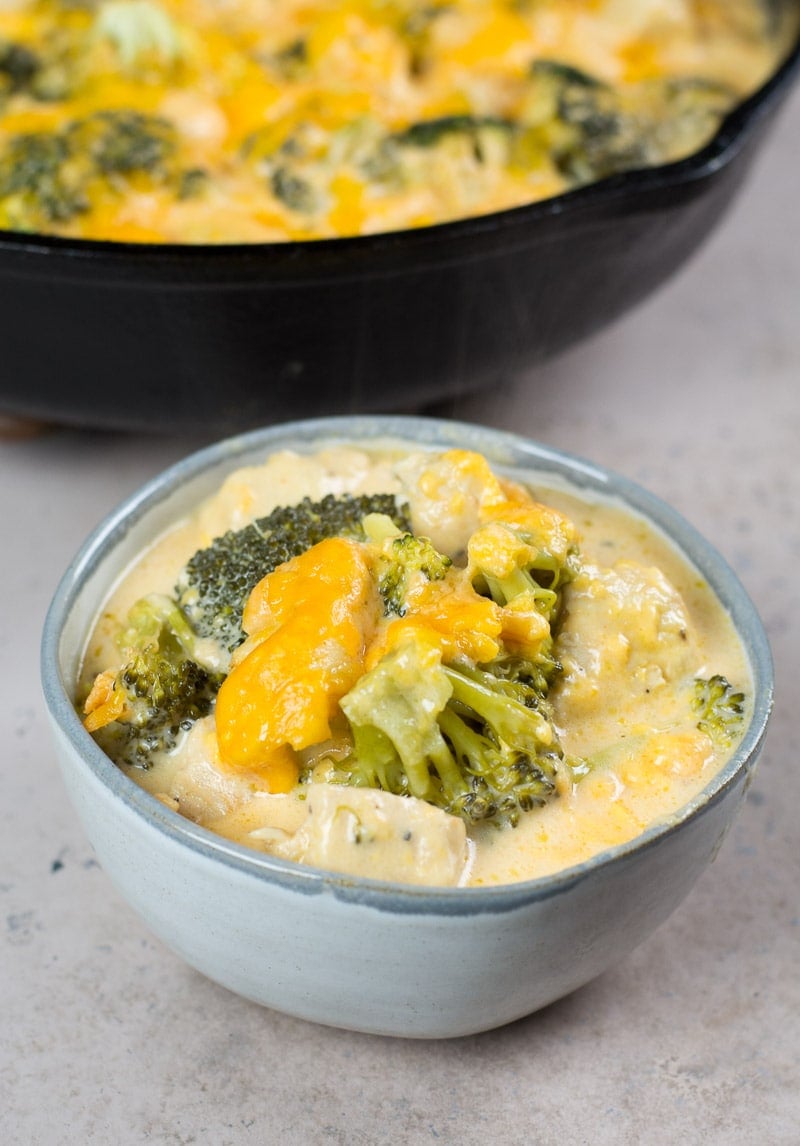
[3,87,799,1146]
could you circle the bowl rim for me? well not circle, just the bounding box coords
[6,25,800,268]
[41,414,774,914]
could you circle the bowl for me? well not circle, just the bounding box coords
[6,28,800,436]
[41,415,773,1038]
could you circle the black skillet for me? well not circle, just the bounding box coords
[0,31,798,434]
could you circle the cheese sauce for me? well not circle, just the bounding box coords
[79,446,751,887]
[0,0,796,241]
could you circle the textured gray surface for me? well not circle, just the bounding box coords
[3,87,799,1146]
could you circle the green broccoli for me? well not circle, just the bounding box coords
[367,521,452,616]
[0,31,84,105]
[175,492,412,653]
[334,643,561,828]
[0,110,180,230]
[391,114,515,151]
[465,520,575,700]
[176,166,210,201]
[530,59,606,92]
[530,59,742,185]
[337,642,462,804]
[267,37,308,80]
[67,110,177,179]
[87,594,223,769]
[525,60,653,183]
[468,521,575,624]
[116,591,199,658]
[476,548,563,616]
[0,29,78,105]
[0,130,86,227]
[440,663,560,825]
[482,649,563,703]
[270,166,317,214]
[693,675,746,750]
[0,40,42,97]
[359,114,516,187]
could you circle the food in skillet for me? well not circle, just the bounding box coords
[0,0,796,242]
[78,445,750,886]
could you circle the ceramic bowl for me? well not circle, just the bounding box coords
[41,416,773,1038]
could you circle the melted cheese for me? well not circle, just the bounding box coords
[0,0,796,241]
[79,445,752,887]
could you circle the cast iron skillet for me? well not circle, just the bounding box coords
[1,34,798,434]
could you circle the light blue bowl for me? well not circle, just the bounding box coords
[41,416,773,1038]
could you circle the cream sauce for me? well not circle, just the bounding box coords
[80,445,750,887]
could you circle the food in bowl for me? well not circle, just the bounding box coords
[44,418,772,1036]
[77,441,750,888]
[0,0,797,243]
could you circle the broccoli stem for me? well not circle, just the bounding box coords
[443,665,552,753]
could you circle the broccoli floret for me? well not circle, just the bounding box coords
[440,664,559,825]
[337,642,462,804]
[0,29,78,104]
[97,651,221,769]
[0,36,75,103]
[0,131,87,227]
[116,592,199,658]
[270,166,317,214]
[177,167,209,200]
[531,59,605,92]
[372,528,452,615]
[334,643,561,828]
[483,650,563,701]
[67,110,177,179]
[267,37,308,80]
[0,110,180,231]
[392,114,515,150]
[526,60,653,183]
[0,40,42,96]
[477,551,563,615]
[85,594,223,769]
[693,675,746,750]
[176,492,412,653]
[360,115,516,186]
[469,520,575,624]
[467,519,574,694]
[532,61,738,185]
